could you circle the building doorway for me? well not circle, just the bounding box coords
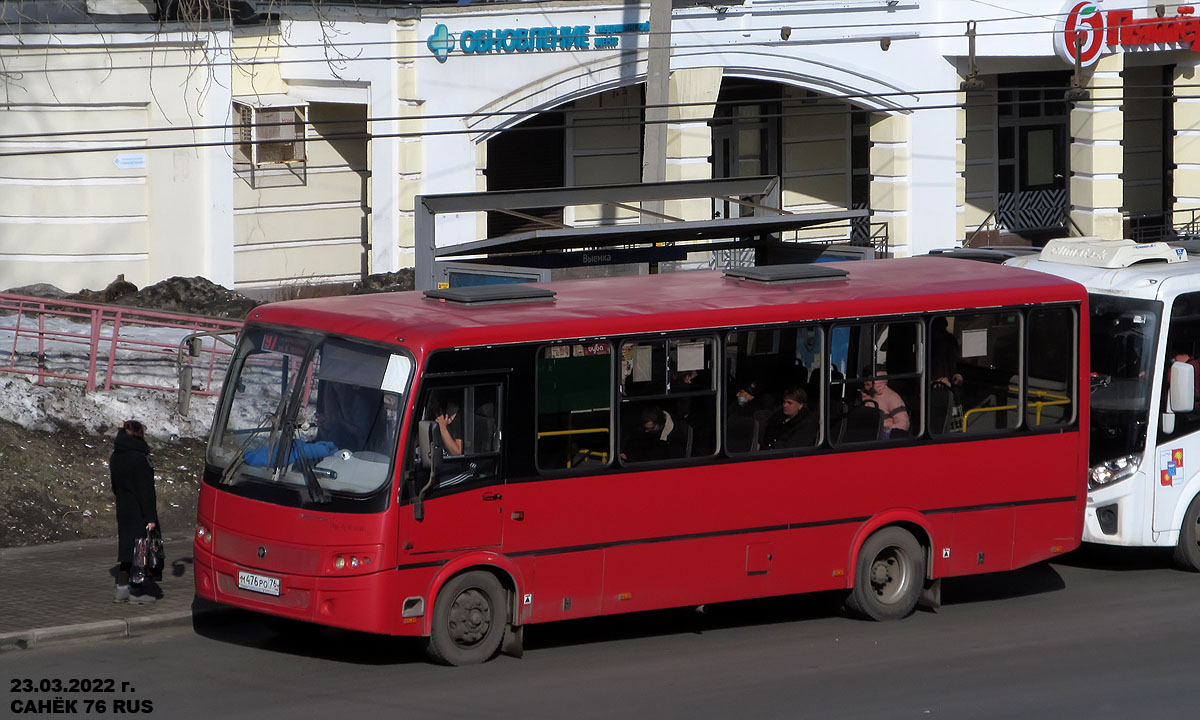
[711,80,780,221]
[996,72,1069,236]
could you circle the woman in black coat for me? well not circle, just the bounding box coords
[109,420,159,603]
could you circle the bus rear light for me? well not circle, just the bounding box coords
[331,553,372,573]
[196,525,213,544]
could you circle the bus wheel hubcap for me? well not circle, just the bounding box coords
[870,548,907,604]
[448,589,491,646]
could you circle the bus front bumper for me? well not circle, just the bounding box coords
[194,542,423,636]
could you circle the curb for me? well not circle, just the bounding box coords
[0,607,235,652]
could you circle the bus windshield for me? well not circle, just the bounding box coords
[1089,294,1161,465]
[207,327,412,501]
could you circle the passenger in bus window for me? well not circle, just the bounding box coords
[760,387,819,450]
[621,406,673,463]
[672,369,701,389]
[727,379,771,453]
[930,317,963,388]
[861,368,910,439]
[435,399,464,456]
[1170,342,1200,396]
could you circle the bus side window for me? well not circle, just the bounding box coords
[619,336,717,463]
[536,343,613,472]
[1026,307,1076,430]
[1163,292,1200,435]
[408,384,503,496]
[725,326,822,454]
[931,312,1021,436]
[830,321,922,444]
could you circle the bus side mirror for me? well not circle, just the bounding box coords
[413,420,441,522]
[1169,361,1195,413]
[178,366,193,416]
[416,420,435,469]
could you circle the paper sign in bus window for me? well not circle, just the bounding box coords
[632,345,654,382]
[962,329,988,358]
[676,342,705,372]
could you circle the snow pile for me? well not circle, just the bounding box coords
[0,376,218,440]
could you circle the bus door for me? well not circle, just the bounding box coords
[1155,292,1200,532]
[403,379,506,553]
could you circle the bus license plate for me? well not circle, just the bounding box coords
[237,570,281,596]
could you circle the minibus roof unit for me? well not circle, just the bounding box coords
[1038,237,1187,268]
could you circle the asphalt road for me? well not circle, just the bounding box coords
[3,545,1198,720]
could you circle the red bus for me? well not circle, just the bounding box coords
[194,258,1088,665]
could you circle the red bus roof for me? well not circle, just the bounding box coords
[250,257,1084,351]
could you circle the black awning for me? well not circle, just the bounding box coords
[434,209,868,258]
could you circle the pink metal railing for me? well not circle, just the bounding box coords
[0,293,243,396]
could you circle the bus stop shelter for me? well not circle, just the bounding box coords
[414,176,881,290]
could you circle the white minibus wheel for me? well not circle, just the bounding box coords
[1172,495,1200,572]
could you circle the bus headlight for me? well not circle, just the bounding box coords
[1089,453,1141,489]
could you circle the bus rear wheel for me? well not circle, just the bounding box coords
[426,570,507,666]
[846,527,924,621]
[1172,495,1200,572]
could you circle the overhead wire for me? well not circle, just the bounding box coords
[0,76,1176,147]
[0,84,1173,160]
[3,1,1197,73]
[2,0,1194,60]
[0,3,1190,157]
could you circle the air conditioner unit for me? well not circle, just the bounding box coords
[232,95,308,168]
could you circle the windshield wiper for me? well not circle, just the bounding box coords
[288,427,331,504]
[218,413,278,486]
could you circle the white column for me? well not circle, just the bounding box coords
[1070,53,1124,240]
[869,113,911,256]
[665,67,721,220]
[1174,61,1200,229]
[906,106,959,255]
[201,32,235,287]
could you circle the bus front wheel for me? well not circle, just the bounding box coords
[846,527,924,621]
[426,570,507,666]
[1172,495,1200,572]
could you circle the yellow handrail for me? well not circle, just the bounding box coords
[568,449,609,468]
[962,404,1017,428]
[536,427,610,439]
[962,395,1073,430]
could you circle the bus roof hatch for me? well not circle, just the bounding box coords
[1039,237,1187,268]
[723,264,849,284]
[423,284,557,305]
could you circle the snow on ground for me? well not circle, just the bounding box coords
[0,376,218,440]
[0,313,231,440]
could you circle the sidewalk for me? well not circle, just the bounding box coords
[0,534,227,651]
